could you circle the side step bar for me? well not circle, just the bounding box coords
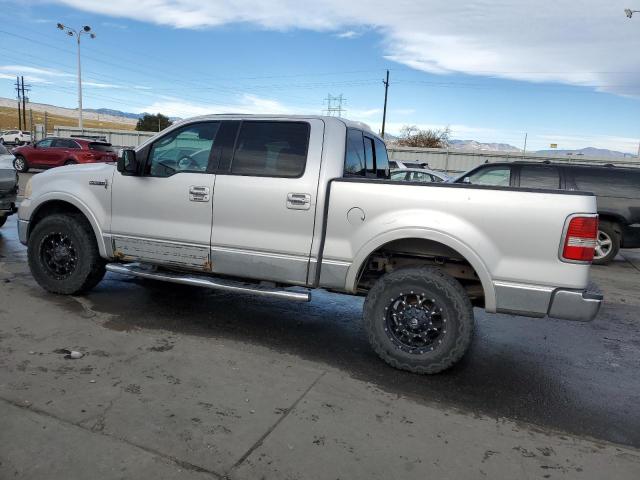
[106,263,311,302]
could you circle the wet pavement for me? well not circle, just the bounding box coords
[1,211,640,451]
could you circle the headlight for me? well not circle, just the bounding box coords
[24,178,33,199]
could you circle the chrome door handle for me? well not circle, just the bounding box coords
[287,193,311,210]
[189,185,210,202]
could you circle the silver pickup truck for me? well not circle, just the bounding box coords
[17,115,602,374]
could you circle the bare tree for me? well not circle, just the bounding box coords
[396,125,450,148]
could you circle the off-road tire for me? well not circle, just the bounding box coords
[593,221,620,265]
[13,155,29,173]
[28,214,106,294]
[363,266,474,374]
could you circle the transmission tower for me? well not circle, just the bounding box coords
[323,94,346,117]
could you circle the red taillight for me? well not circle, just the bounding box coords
[561,216,598,262]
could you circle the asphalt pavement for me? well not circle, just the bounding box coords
[1,200,640,479]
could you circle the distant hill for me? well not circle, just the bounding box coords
[534,147,634,158]
[84,108,141,120]
[449,139,521,152]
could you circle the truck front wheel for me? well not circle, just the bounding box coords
[28,214,106,295]
[363,266,474,374]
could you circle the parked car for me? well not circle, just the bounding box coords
[0,143,18,228]
[12,137,118,172]
[454,161,640,264]
[18,116,601,374]
[0,130,32,146]
[390,167,450,183]
[389,160,430,169]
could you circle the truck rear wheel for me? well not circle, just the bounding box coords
[28,214,106,295]
[363,266,474,374]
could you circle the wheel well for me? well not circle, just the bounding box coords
[597,214,623,232]
[356,238,485,307]
[28,201,86,238]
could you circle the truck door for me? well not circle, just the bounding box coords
[109,121,221,270]
[210,119,324,285]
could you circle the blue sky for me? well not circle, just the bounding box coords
[1,0,640,152]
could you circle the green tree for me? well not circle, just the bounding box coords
[396,125,450,148]
[136,113,172,132]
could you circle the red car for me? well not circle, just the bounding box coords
[12,137,117,172]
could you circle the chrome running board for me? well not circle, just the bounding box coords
[106,263,311,302]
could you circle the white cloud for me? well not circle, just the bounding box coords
[133,93,298,117]
[335,30,360,39]
[54,0,640,95]
[0,65,73,84]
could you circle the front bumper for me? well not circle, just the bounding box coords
[17,219,28,244]
[548,289,602,322]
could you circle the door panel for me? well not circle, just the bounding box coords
[109,122,220,270]
[210,119,324,285]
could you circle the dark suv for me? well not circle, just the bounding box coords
[455,161,640,264]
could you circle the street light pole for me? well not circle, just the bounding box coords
[57,23,95,130]
[625,8,640,18]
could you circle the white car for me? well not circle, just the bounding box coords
[0,130,32,146]
[390,167,451,183]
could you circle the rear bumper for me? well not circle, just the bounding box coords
[0,191,17,217]
[621,224,640,249]
[494,281,602,322]
[548,289,602,322]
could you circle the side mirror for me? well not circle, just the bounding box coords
[462,177,471,184]
[117,149,139,175]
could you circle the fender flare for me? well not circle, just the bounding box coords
[345,227,496,312]
[28,192,109,258]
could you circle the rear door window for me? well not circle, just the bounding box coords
[53,139,80,149]
[519,165,560,189]
[465,166,512,186]
[89,142,114,152]
[231,121,309,178]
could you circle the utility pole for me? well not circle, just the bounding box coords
[522,133,528,157]
[44,111,48,135]
[15,76,22,130]
[381,70,390,139]
[21,76,29,130]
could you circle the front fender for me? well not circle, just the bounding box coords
[22,192,110,258]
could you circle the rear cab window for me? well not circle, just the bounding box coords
[344,128,390,178]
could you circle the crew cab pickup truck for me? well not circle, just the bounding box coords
[17,115,603,374]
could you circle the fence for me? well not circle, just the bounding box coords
[50,126,156,148]
[387,146,640,174]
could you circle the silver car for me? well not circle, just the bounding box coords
[0,143,18,228]
[390,167,451,183]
